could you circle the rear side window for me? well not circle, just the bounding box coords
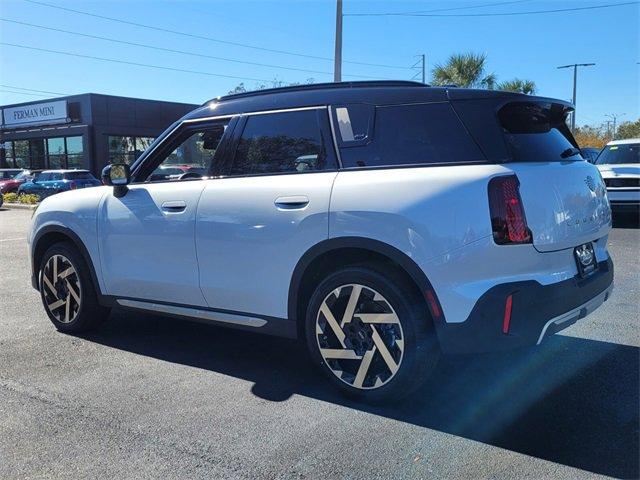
[230,109,336,176]
[498,102,581,162]
[338,103,485,168]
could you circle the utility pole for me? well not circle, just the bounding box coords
[411,54,426,84]
[334,0,343,82]
[557,63,595,132]
[606,113,626,139]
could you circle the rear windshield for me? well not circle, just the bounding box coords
[337,102,485,168]
[498,102,581,162]
[65,172,95,180]
[596,143,639,165]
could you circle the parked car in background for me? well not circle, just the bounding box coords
[0,169,44,194]
[596,139,639,214]
[28,82,614,402]
[18,170,101,199]
[0,168,23,180]
[580,147,601,163]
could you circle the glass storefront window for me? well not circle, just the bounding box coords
[2,136,85,170]
[1,142,14,168]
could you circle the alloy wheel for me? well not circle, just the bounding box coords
[315,284,404,390]
[41,254,81,323]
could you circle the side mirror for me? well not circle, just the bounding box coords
[102,163,131,198]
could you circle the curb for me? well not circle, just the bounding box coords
[1,203,39,211]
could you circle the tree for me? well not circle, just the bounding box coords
[431,53,497,89]
[227,78,315,96]
[497,78,536,95]
[227,83,247,95]
[616,119,640,140]
[573,124,609,148]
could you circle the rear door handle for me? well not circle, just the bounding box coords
[274,196,309,210]
[161,200,187,213]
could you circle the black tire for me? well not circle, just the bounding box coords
[304,266,440,403]
[39,241,110,333]
[0,193,3,208]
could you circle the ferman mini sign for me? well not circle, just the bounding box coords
[1,100,68,127]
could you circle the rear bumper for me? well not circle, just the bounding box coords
[434,257,614,354]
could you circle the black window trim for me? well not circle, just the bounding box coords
[218,105,340,179]
[131,116,238,184]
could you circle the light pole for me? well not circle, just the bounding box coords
[334,0,343,82]
[557,63,595,132]
[606,113,626,139]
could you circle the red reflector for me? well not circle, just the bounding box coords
[502,294,513,334]
[425,290,441,318]
[488,175,532,245]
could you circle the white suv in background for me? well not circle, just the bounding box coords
[595,138,640,215]
[28,82,614,402]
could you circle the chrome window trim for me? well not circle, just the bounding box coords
[327,105,344,169]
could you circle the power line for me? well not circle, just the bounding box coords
[0,84,69,96]
[0,89,51,98]
[345,1,638,17]
[0,18,385,80]
[0,42,278,83]
[24,0,410,70]
[385,0,533,15]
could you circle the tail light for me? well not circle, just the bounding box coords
[69,181,77,190]
[488,175,532,245]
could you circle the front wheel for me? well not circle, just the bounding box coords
[305,267,440,403]
[39,241,110,333]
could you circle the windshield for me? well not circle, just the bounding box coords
[596,143,639,164]
[0,170,21,179]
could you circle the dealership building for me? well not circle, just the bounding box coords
[0,94,197,175]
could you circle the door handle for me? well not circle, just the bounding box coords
[274,196,309,210]
[161,200,187,213]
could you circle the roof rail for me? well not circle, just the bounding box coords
[203,80,428,105]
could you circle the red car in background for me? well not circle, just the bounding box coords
[0,169,44,194]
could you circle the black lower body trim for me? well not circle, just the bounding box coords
[100,295,297,339]
[434,258,614,354]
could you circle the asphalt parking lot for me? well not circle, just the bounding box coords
[0,207,638,480]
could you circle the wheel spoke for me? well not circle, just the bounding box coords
[354,313,399,324]
[319,302,346,347]
[353,346,376,388]
[66,280,80,304]
[42,273,57,296]
[48,298,65,310]
[64,293,71,322]
[52,255,58,280]
[340,285,362,327]
[57,267,74,280]
[371,328,399,375]
[320,348,362,360]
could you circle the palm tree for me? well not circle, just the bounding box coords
[497,78,537,95]
[431,53,496,89]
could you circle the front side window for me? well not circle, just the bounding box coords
[230,109,333,176]
[339,103,485,168]
[144,123,227,182]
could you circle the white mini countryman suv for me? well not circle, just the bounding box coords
[28,81,614,402]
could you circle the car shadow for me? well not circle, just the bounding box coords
[84,310,639,479]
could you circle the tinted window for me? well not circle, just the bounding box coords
[231,109,333,175]
[35,172,50,181]
[499,102,581,162]
[333,104,374,145]
[596,143,639,165]
[49,172,64,181]
[65,172,95,180]
[339,103,485,168]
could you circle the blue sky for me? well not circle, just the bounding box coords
[0,0,638,127]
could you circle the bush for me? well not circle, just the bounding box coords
[2,192,39,204]
[19,194,40,204]
[3,192,18,203]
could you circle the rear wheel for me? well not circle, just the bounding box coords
[39,242,109,333]
[305,266,440,402]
